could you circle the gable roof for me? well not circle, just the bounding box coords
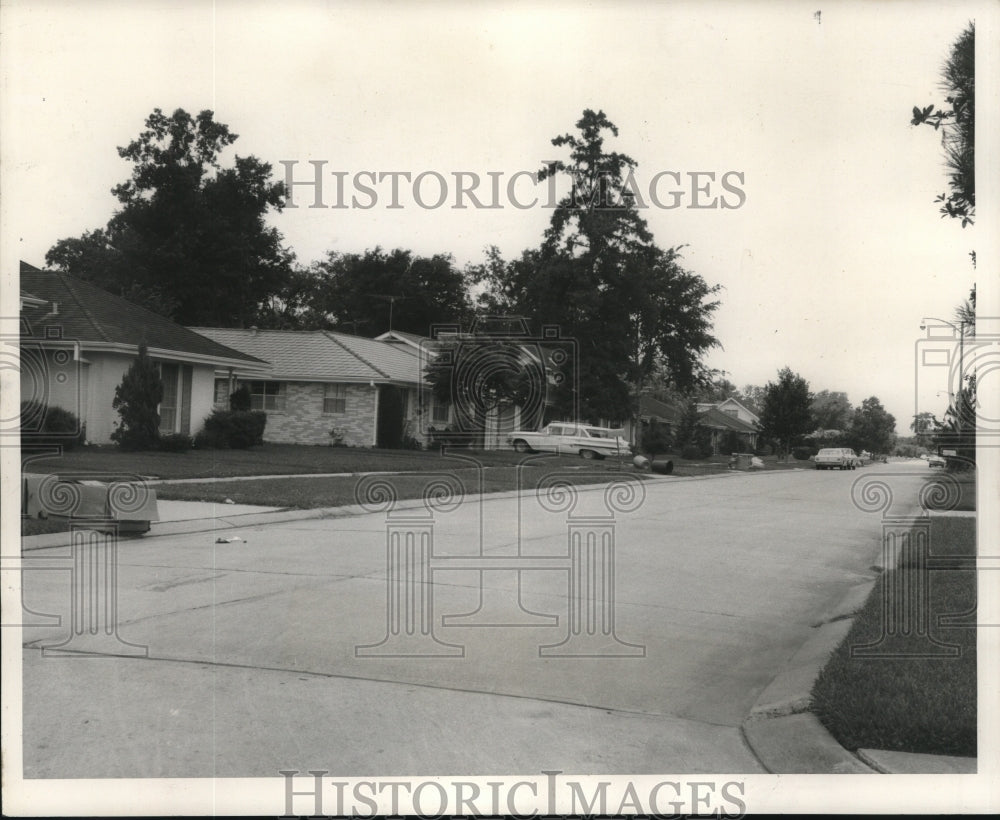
[19,262,267,370]
[716,396,760,422]
[190,327,423,385]
[639,395,684,424]
[699,406,758,433]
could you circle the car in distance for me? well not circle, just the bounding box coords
[926,453,946,468]
[814,448,857,470]
[508,422,630,460]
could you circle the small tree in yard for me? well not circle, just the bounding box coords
[641,418,673,459]
[111,342,163,450]
[758,367,813,461]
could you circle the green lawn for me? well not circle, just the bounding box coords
[22,443,611,480]
[155,465,664,508]
[811,516,977,757]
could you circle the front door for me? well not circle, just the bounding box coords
[376,385,404,449]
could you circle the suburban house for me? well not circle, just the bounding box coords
[375,326,543,449]
[696,397,761,428]
[190,327,446,448]
[18,262,270,444]
[623,394,761,454]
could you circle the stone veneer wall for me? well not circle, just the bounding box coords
[262,382,377,447]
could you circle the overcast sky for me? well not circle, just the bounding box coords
[2,0,991,433]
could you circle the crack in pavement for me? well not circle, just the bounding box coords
[20,644,742,729]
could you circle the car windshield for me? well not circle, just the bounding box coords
[818,449,839,456]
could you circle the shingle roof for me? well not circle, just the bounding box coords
[639,395,684,423]
[699,406,758,433]
[189,327,423,384]
[19,261,266,367]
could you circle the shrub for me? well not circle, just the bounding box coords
[19,400,84,450]
[698,442,715,459]
[111,342,163,451]
[400,434,424,451]
[196,409,266,449]
[792,446,813,460]
[229,384,252,412]
[720,430,743,455]
[329,427,346,447]
[159,432,192,452]
[642,419,673,458]
[681,444,702,460]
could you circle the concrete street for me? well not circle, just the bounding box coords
[19,462,928,777]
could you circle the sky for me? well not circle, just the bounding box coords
[2,0,994,434]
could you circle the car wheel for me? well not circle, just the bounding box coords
[580,449,598,460]
[512,439,531,453]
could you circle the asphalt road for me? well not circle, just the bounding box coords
[19,461,928,777]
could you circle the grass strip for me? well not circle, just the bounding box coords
[811,516,976,757]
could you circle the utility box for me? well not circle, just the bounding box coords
[22,473,159,534]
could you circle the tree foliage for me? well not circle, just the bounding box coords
[847,396,896,455]
[911,23,975,226]
[300,247,474,335]
[111,342,163,451]
[810,390,853,431]
[758,368,813,459]
[46,108,293,325]
[473,110,720,428]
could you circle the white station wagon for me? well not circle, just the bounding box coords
[508,422,630,460]
[814,447,859,470]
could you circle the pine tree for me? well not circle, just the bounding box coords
[111,342,163,450]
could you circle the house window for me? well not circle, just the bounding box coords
[214,379,231,408]
[432,396,450,424]
[323,383,347,414]
[159,363,179,433]
[248,381,286,411]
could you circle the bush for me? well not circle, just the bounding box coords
[111,342,163,451]
[400,434,424,451]
[642,419,673,458]
[792,446,813,460]
[329,427,346,447]
[20,400,84,450]
[196,409,266,449]
[698,442,715,459]
[159,432,192,452]
[229,384,252,412]
[681,444,702,460]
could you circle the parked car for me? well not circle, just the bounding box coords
[508,422,630,460]
[814,448,857,470]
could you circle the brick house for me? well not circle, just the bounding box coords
[190,327,444,448]
[17,262,270,444]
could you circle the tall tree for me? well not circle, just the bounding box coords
[305,247,474,336]
[474,110,720,431]
[911,23,974,226]
[46,108,294,326]
[810,390,853,431]
[758,368,813,460]
[847,396,897,455]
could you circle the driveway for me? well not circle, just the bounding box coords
[19,462,926,777]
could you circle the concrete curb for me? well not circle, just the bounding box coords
[20,466,792,551]
[742,508,979,774]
